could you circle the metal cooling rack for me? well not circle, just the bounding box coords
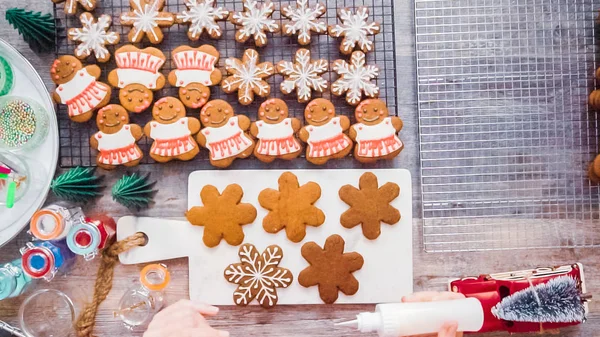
[416,0,600,252]
[53,0,397,168]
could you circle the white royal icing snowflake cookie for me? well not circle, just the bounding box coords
[221,49,274,105]
[120,0,175,44]
[68,13,120,63]
[331,51,380,106]
[328,7,381,55]
[277,48,328,103]
[176,0,230,40]
[281,0,327,45]
[229,0,280,47]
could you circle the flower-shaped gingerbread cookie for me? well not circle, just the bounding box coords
[328,7,381,55]
[186,184,257,247]
[349,99,403,162]
[281,0,327,45]
[176,0,230,40]
[332,51,380,106]
[229,0,280,47]
[109,45,167,113]
[339,172,400,239]
[144,97,201,163]
[68,13,120,63]
[277,48,328,103]
[90,105,144,170]
[222,49,274,105]
[51,55,111,123]
[53,0,96,16]
[298,98,352,165]
[250,99,302,163]
[168,45,222,109]
[197,100,255,168]
[120,0,175,44]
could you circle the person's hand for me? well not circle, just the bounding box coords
[400,291,465,337]
[143,300,229,337]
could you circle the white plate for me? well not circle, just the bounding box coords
[0,38,59,246]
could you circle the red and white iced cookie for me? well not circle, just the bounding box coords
[197,99,255,168]
[298,98,352,165]
[349,99,403,163]
[90,105,144,170]
[250,98,302,163]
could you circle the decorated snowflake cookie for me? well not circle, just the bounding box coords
[277,48,328,103]
[281,0,327,45]
[331,51,380,106]
[68,13,120,63]
[229,0,280,47]
[120,0,175,44]
[328,7,381,55]
[177,0,230,40]
[221,49,274,105]
[52,0,96,16]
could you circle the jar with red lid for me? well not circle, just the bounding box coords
[66,215,116,260]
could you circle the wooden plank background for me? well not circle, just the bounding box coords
[0,1,598,336]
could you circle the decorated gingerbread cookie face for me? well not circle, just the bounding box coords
[200,99,234,128]
[92,104,143,169]
[97,105,129,133]
[153,97,187,124]
[259,99,288,124]
[180,84,210,109]
[51,56,83,85]
[355,99,388,126]
[304,98,335,126]
[119,84,153,113]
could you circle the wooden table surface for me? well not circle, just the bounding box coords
[0,1,598,336]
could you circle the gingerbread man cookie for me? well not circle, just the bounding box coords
[68,13,120,63]
[197,100,255,168]
[229,0,280,47]
[222,49,274,105]
[109,45,167,114]
[328,7,381,55]
[90,105,144,170]
[52,0,96,16]
[298,98,352,165]
[120,0,175,44]
[349,99,403,162]
[281,0,327,45]
[250,99,302,162]
[51,55,111,123]
[144,97,201,163]
[277,48,328,103]
[168,45,222,109]
[332,51,380,106]
[177,0,230,40]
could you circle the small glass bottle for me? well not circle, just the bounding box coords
[0,259,33,300]
[66,215,116,261]
[116,264,170,329]
[29,205,85,241]
[20,241,73,281]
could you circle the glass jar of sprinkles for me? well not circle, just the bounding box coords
[0,96,49,151]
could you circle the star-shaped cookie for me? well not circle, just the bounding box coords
[222,49,274,105]
[185,184,257,247]
[258,171,325,242]
[298,234,364,304]
[339,172,400,239]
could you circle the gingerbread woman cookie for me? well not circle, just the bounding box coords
[281,0,327,45]
[52,0,96,16]
[277,48,328,103]
[229,0,280,47]
[328,7,381,55]
[250,99,302,162]
[222,49,274,105]
[109,45,167,114]
[68,13,120,63]
[298,98,352,165]
[90,105,144,170]
[120,0,175,44]
[332,51,380,106]
[144,97,201,163]
[197,100,255,168]
[168,45,222,109]
[177,0,230,40]
[349,99,403,162]
[51,55,111,123]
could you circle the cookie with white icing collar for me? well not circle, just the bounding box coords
[328,7,381,55]
[68,13,120,63]
[90,105,144,170]
[349,99,403,163]
[120,0,175,44]
[250,98,302,163]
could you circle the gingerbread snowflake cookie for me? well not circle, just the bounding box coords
[68,13,119,63]
[186,184,257,247]
[222,49,274,105]
[53,0,96,16]
[328,7,381,55]
[229,0,280,47]
[224,244,293,308]
[339,172,400,240]
[258,171,325,242]
[177,0,229,40]
[120,0,175,44]
[281,0,327,45]
[350,99,404,162]
[277,49,328,103]
[332,51,380,106]
[250,99,302,162]
[298,235,364,304]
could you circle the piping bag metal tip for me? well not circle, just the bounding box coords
[335,319,358,328]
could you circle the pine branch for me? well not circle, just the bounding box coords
[50,167,104,202]
[112,173,156,210]
[6,8,57,53]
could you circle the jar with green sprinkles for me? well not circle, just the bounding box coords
[0,56,14,97]
[0,96,49,151]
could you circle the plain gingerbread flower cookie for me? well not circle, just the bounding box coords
[328,7,381,55]
[68,13,120,63]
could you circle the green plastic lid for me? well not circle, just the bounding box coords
[0,56,13,97]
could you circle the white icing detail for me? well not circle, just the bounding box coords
[174,70,212,87]
[172,49,218,86]
[281,0,326,45]
[353,117,403,158]
[306,116,351,158]
[278,49,327,102]
[329,7,381,53]
[231,0,279,46]
[202,116,252,160]
[177,0,229,39]
[68,14,119,60]
[56,69,109,117]
[121,0,174,41]
[95,126,142,165]
[256,118,301,156]
[222,50,273,104]
[331,51,380,105]
[116,69,162,88]
[149,117,197,157]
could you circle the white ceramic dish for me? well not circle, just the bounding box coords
[0,38,58,246]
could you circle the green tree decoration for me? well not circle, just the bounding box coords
[112,173,156,210]
[50,167,104,202]
[492,276,586,323]
[6,8,57,53]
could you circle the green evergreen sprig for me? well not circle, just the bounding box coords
[112,172,156,210]
[50,167,104,202]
